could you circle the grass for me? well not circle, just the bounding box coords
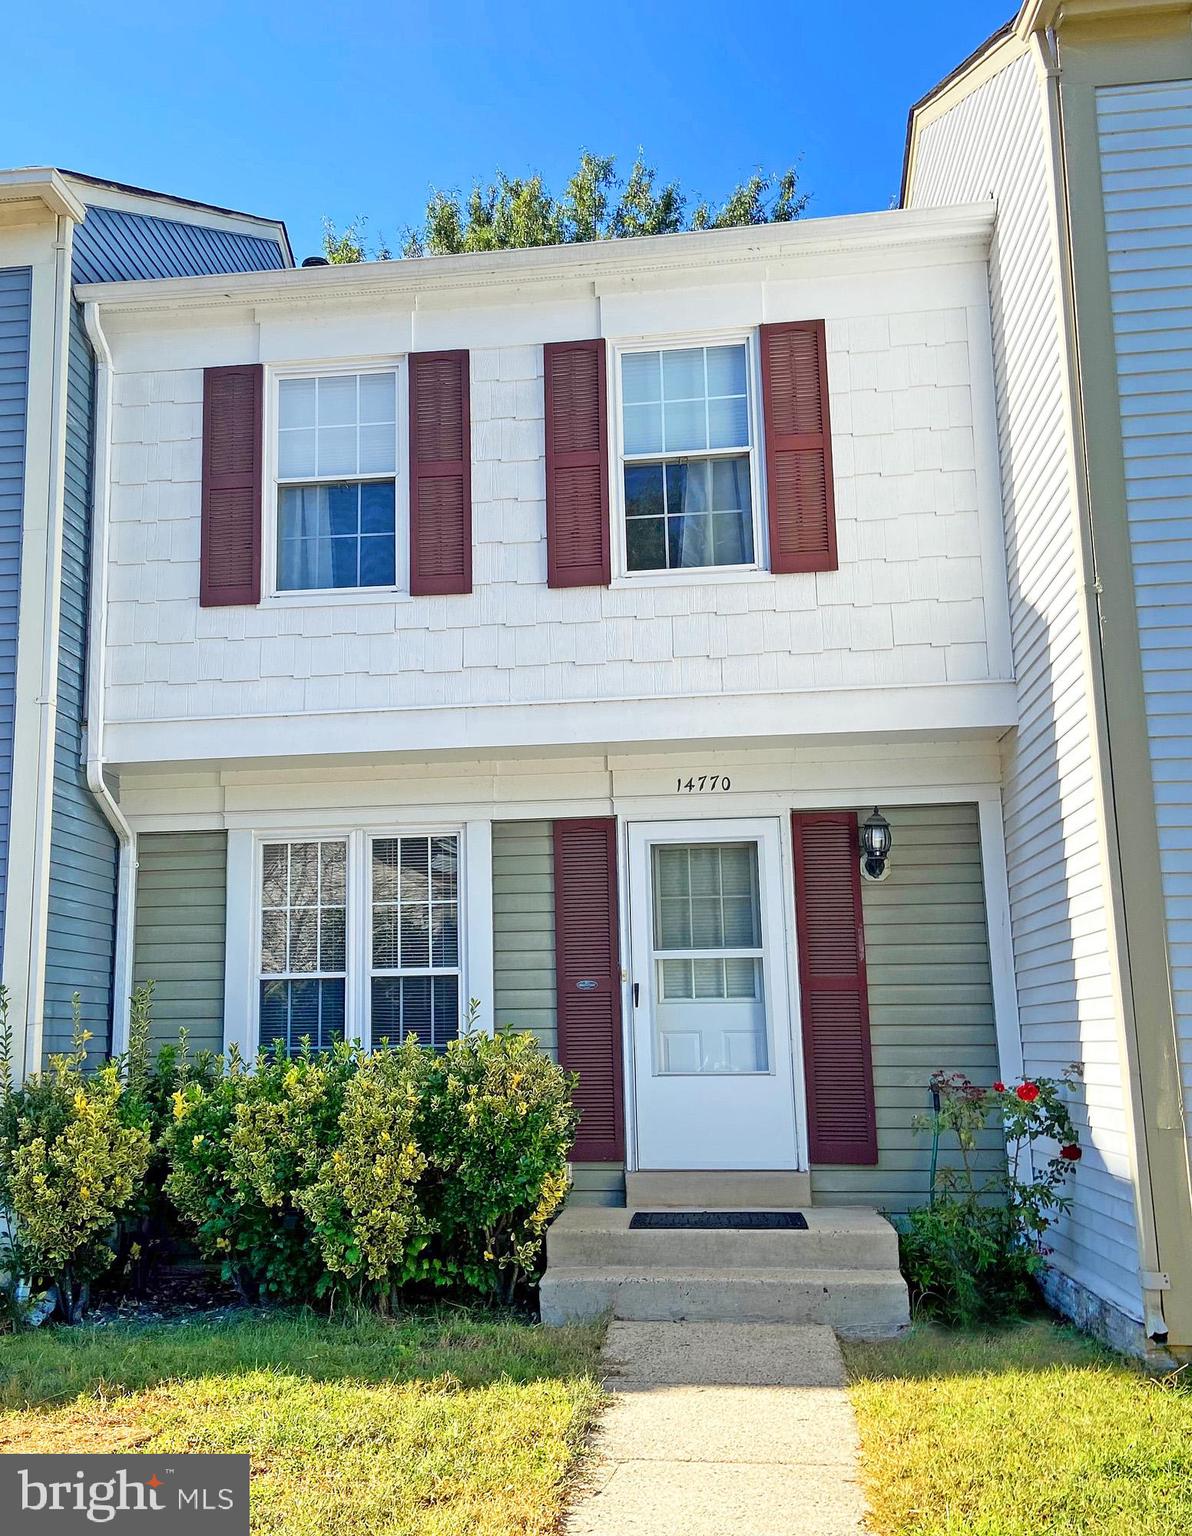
[843,1319,1192,1536]
[0,1309,605,1536]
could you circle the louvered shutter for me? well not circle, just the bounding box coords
[544,339,610,587]
[553,817,624,1161]
[760,320,838,573]
[200,364,263,606]
[409,350,472,596]
[791,811,877,1165]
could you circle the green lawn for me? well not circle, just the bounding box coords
[0,1309,604,1536]
[843,1320,1192,1536]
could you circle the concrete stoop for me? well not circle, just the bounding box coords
[540,1205,910,1336]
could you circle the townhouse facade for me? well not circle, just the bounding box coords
[76,207,1016,1243]
[1,0,1190,1352]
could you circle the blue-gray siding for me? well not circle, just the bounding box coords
[42,304,118,1057]
[71,205,285,284]
[0,267,31,972]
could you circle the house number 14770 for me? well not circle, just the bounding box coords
[675,775,732,792]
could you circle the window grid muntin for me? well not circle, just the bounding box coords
[274,368,399,594]
[277,371,398,483]
[618,341,759,576]
[259,838,348,1057]
[651,841,764,1005]
[369,834,462,1051]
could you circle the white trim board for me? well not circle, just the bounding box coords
[103,682,1018,769]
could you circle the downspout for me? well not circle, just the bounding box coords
[82,300,136,1055]
[1033,25,1170,1341]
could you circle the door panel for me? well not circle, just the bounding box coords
[628,819,801,1171]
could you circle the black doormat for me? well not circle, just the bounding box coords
[629,1211,809,1230]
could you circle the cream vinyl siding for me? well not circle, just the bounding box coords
[908,52,1144,1319]
[1098,78,1192,1155]
[492,818,624,1206]
[811,804,1003,1209]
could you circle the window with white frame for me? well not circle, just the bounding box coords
[255,832,463,1054]
[275,370,398,591]
[259,840,347,1055]
[370,835,461,1050]
[620,343,756,573]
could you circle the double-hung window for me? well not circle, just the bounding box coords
[620,343,757,574]
[370,835,461,1050]
[255,831,463,1056]
[275,370,398,592]
[259,840,348,1054]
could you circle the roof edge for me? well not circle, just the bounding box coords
[57,169,293,266]
[899,19,1023,207]
[76,203,996,317]
[0,167,87,223]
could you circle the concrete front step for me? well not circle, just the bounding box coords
[625,1171,811,1208]
[547,1204,899,1272]
[539,1264,910,1335]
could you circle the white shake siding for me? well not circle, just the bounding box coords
[1097,79,1192,1155]
[909,51,1143,1318]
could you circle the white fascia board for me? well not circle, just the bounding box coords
[0,168,86,223]
[102,680,1018,771]
[75,203,996,316]
[1014,0,1191,38]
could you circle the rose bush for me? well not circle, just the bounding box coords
[898,1067,1082,1326]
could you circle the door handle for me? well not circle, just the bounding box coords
[633,982,640,1008]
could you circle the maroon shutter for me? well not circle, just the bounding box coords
[553,817,624,1161]
[409,350,471,595]
[760,320,838,574]
[200,364,263,606]
[791,811,877,1165]
[544,338,610,587]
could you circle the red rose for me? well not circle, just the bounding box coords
[992,1082,1006,1093]
[1060,1144,1082,1161]
[1016,1082,1040,1103]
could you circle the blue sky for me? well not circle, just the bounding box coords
[3,2,1010,259]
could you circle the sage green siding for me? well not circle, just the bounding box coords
[492,819,624,1206]
[810,802,1004,1211]
[133,831,227,1054]
[494,808,1000,1210]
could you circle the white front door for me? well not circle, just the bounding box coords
[627,818,801,1170]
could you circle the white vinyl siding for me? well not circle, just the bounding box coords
[909,51,1144,1320]
[1097,79,1192,1156]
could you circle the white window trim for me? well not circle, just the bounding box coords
[609,329,769,583]
[225,821,493,1062]
[261,358,409,605]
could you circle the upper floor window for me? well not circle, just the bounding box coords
[275,370,398,592]
[620,343,757,574]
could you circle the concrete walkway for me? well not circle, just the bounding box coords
[567,1321,868,1536]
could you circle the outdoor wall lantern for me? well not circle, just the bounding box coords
[860,807,893,882]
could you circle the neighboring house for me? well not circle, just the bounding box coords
[0,168,291,1073]
[903,0,1192,1351]
[71,202,1014,1324]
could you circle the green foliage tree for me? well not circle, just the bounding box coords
[323,150,807,262]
